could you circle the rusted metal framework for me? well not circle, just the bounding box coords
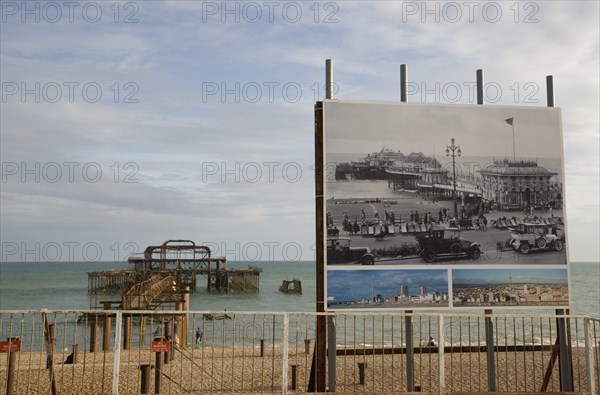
[87,240,261,310]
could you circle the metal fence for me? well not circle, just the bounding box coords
[0,310,598,394]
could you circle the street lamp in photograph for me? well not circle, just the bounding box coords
[446,138,461,219]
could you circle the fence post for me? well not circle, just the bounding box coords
[584,318,596,395]
[112,311,122,395]
[154,338,163,394]
[405,311,414,392]
[304,339,311,354]
[6,337,19,395]
[139,364,152,394]
[281,314,289,394]
[260,339,265,357]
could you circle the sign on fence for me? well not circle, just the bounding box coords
[0,339,21,353]
[150,340,169,352]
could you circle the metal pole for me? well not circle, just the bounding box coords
[400,64,408,102]
[477,68,497,392]
[546,75,554,107]
[326,59,333,100]
[438,316,445,394]
[112,312,122,395]
[476,69,484,105]
[584,318,597,394]
[405,311,414,392]
[556,309,573,391]
[547,73,573,392]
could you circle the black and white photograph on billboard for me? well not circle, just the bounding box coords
[327,268,448,310]
[324,100,567,267]
[452,268,569,308]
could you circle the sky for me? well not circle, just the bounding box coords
[1,1,598,263]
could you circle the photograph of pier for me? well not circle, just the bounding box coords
[324,101,567,267]
[452,268,569,308]
[326,269,448,309]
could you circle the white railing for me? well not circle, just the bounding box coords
[0,310,598,394]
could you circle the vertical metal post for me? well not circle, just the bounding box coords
[478,68,497,392]
[556,309,573,391]
[400,64,408,102]
[400,66,414,393]
[308,58,327,393]
[260,339,265,357]
[405,311,414,392]
[438,316,445,394]
[327,315,336,392]
[546,75,554,107]
[282,314,289,394]
[112,312,122,395]
[584,318,597,394]
[326,59,333,99]
[547,73,573,393]
[476,69,484,105]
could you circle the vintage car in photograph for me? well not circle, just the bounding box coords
[508,223,564,254]
[327,237,375,265]
[415,227,481,263]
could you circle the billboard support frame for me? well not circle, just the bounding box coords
[316,62,573,393]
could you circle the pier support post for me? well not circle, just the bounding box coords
[123,315,132,350]
[260,339,265,357]
[102,303,112,351]
[304,339,311,354]
[90,315,99,353]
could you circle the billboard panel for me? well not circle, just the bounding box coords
[322,100,569,310]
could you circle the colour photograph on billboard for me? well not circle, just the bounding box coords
[322,100,570,310]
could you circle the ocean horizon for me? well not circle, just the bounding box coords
[0,261,598,319]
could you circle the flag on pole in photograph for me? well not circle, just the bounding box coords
[505,117,514,126]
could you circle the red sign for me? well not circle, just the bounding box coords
[0,340,21,353]
[150,340,169,352]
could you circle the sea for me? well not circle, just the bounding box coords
[0,261,598,318]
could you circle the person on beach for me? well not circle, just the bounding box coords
[195,328,203,346]
[427,336,437,347]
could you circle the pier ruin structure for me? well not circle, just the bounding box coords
[87,240,261,310]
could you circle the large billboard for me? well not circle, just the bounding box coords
[321,100,569,310]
